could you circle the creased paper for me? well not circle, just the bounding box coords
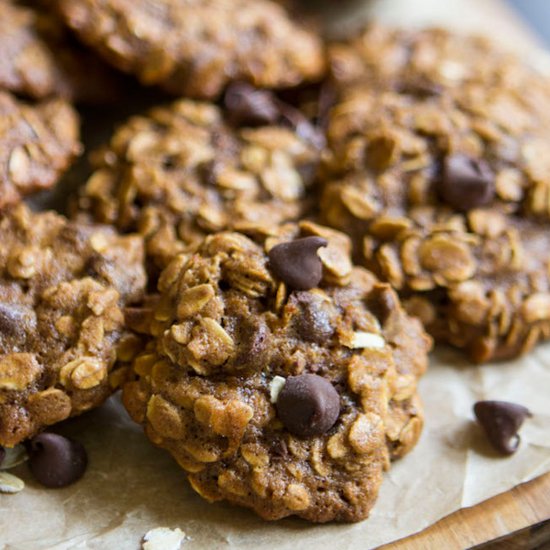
[1,1,550,549]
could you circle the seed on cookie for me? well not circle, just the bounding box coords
[348,332,385,349]
[269,375,287,404]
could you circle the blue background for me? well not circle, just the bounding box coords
[507,0,550,45]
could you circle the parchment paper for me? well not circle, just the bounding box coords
[2,1,550,549]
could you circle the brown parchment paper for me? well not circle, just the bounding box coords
[2,1,550,549]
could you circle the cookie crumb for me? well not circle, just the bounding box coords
[0,471,25,494]
[142,527,186,550]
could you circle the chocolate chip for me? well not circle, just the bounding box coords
[367,286,397,325]
[276,374,340,437]
[268,237,327,290]
[440,154,495,211]
[278,101,326,150]
[224,82,279,127]
[0,446,5,468]
[291,291,336,343]
[234,317,270,370]
[474,400,532,455]
[28,433,87,488]
[398,78,443,97]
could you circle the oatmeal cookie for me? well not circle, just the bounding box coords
[0,204,146,447]
[122,222,430,522]
[321,26,550,362]
[0,90,80,210]
[74,97,322,273]
[0,0,124,103]
[55,0,325,99]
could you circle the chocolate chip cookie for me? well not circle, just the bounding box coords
[321,26,550,362]
[0,90,80,210]
[0,0,124,103]
[122,222,430,522]
[0,204,146,447]
[74,96,322,274]
[55,0,325,99]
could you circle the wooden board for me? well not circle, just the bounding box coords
[382,472,550,549]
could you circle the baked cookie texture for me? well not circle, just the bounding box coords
[0,0,124,103]
[55,0,325,99]
[321,26,550,362]
[0,204,146,447]
[0,90,80,210]
[123,222,431,522]
[74,98,322,273]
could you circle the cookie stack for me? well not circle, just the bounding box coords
[0,0,544,524]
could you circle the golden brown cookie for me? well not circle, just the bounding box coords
[0,90,80,210]
[0,204,146,447]
[321,26,550,362]
[74,96,323,274]
[0,0,124,103]
[55,0,325,99]
[123,222,430,522]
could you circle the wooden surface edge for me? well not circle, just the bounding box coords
[381,472,550,549]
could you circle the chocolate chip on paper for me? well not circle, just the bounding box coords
[28,433,88,488]
[474,400,532,455]
[440,154,495,211]
[276,373,340,437]
[268,236,328,290]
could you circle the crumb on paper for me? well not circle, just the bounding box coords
[142,527,186,550]
[0,471,25,494]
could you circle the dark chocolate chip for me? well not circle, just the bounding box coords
[278,101,326,150]
[28,433,87,488]
[0,446,5,467]
[234,317,270,370]
[291,291,336,343]
[276,374,340,437]
[474,400,532,455]
[224,82,279,127]
[268,236,328,290]
[271,438,289,461]
[398,78,443,97]
[440,154,495,211]
[367,286,397,325]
